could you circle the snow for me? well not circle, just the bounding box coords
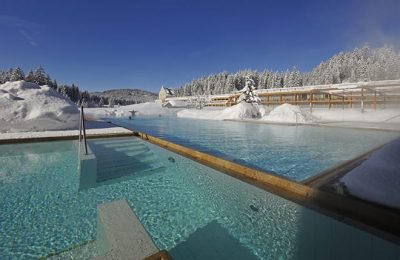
[0,81,79,133]
[261,103,316,123]
[175,102,400,129]
[177,102,268,120]
[312,108,400,123]
[341,138,400,209]
[164,99,188,107]
[85,102,182,119]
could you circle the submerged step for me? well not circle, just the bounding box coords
[91,145,149,155]
[100,142,145,148]
[96,151,155,166]
[97,166,166,183]
[91,147,151,159]
[94,200,160,259]
[91,138,141,145]
[80,138,164,189]
[97,157,159,173]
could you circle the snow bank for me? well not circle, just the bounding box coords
[341,138,400,209]
[177,102,268,120]
[85,102,182,119]
[261,103,316,123]
[0,81,79,133]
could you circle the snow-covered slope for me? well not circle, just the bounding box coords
[0,81,79,133]
[177,102,268,120]
[341,138,400,209]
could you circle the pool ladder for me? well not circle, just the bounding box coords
[78,105,88,155]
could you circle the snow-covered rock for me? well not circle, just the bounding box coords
[262,103,316,123]
[0,81,79,133]
[177,102,267,120]
[341,138,400,209]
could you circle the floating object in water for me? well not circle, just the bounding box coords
[250,205,259,212]
[129,110,136,116]
[168,157,175,163]
[129,116,132,120]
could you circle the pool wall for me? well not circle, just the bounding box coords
[79,143,97,190]
[134,131,400,245]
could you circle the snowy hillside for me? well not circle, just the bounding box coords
[86,102,181,118]
[90,89,157,106]
[0,81,79,133]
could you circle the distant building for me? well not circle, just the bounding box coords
[158,86,175,103]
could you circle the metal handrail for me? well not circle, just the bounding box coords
[79,105,88,155]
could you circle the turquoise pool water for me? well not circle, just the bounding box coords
[1,138,399,259]
[111,116,400,181]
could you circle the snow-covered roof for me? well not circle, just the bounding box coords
[162,87,175,96]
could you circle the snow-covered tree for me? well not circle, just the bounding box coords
[10,67,25,81]
[238,77,261,104]
[25,70,35,83]
[34,66,51,86]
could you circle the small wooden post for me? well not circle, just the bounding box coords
[342,90,345,110]
[374,90,377,111]
[350,91,353,108]
[267,94,269,107]
[383,94,386,109]
[309,92,313,113]
[328,94,331,109]
[361,87,364,113]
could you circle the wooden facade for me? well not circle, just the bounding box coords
[204,82,400,110]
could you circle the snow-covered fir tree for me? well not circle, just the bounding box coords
[175,45,400,96]
[238,77,261,104]
[10,67,25,81]
[25,70,35,83]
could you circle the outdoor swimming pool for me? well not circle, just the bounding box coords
[111,116,400,181]
[1,138,399,259]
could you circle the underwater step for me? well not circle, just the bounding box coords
[91,145,149,155]
[97,165,166,183]
[96,151,155,165]
[98,158,161,173]
[98,156,158,171]
[91,138,141,145]
[100,142,145,148]
[91,139,144,147]
[92,147,151,159]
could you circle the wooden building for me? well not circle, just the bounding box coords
[158,86,176,103]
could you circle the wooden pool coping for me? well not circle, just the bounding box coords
[134,131,400,245]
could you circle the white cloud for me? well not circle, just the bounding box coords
[0,15,40,47]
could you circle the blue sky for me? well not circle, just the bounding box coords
[1,0,399,93]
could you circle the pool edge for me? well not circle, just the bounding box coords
[133,130,400,246]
